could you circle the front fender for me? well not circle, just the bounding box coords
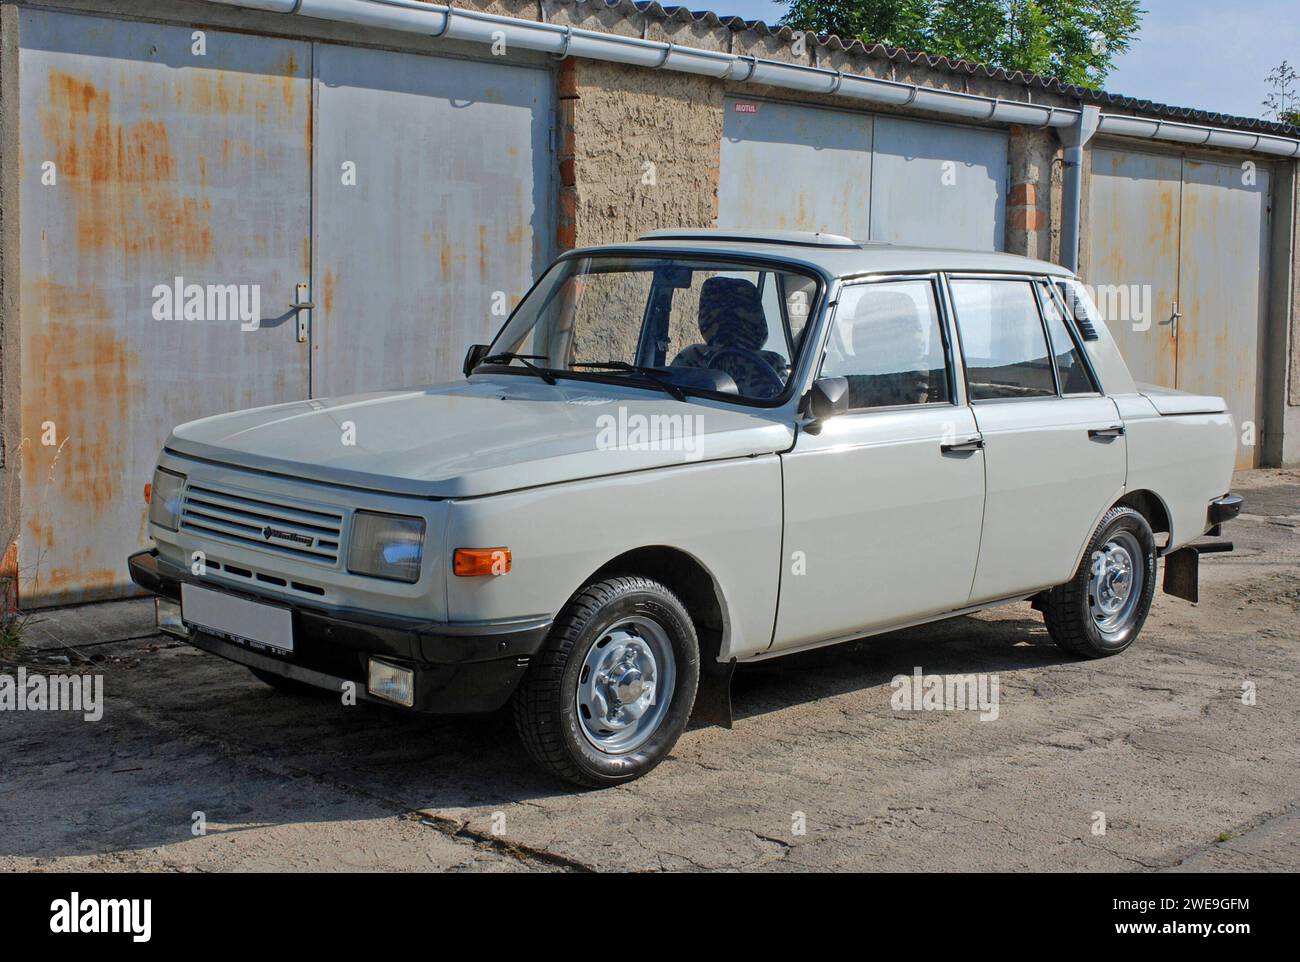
[443,456,784,661]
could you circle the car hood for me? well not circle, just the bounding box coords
[166,376,796,498]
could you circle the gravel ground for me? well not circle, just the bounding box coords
[2,469,1296,873]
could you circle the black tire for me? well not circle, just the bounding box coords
[248,667,332,697]
[1041,506,1157,658]
[513,576,700,788]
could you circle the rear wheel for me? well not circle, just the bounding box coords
[513,576,700,788]
[1041,506,1157,658]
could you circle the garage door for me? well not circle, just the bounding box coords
[1087,147,1271,468]
[719,98,1007,250]
[18,10,313,606]
[17,11,554,605]
[312,44,553,397]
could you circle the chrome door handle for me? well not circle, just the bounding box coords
[1088,425,1125,439]
[941,436,984,453]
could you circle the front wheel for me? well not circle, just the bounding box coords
[1041,506,1157,658]
[513,576,700,787]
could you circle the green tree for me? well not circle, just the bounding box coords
[774,0,932,51]
[779,0,1144,88]
[1263,61,1300,126]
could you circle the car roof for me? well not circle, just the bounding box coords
[569,228,1074,280]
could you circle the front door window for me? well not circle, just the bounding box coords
[821,279,952,409]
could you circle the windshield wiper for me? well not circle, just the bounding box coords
[481,352,557,385]
[571,362,689,402]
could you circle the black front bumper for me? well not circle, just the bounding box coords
[128,549,551,714]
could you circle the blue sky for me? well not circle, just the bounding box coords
[707,0,1299,121]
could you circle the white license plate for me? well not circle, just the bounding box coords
[181,583,294,653]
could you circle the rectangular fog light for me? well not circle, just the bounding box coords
[155,597,189,638]
[367,658,415,708]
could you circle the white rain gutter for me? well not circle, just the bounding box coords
[212,0,1076,127]
[1095,112,1300,158]
[212,0,1300,159]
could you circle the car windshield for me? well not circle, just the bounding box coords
[484,254,821,401]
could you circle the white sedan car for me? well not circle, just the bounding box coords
[130,229,1241,786]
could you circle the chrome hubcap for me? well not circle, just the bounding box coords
[1088,531,1144,637]
[576,617,676,754]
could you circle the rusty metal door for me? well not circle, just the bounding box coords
[1177,158,1271,468]
[1086,148,1182,390]
[311,44,553,397]
[1088,148,1271,468]
[869,115,1007,250]
[719,98,874,240]
[18,10,312,605]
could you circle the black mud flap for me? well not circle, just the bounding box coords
[691,659,736,729]
[1163,541,1234,604]
[1163,546,1200,603]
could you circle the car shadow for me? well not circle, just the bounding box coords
[726,611,1071,723]
[1,609,1074,861]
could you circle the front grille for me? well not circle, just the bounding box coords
[180,482,344,566]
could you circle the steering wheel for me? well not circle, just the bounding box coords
[706,347,785,398]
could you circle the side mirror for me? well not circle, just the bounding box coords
[805,376,849,423]
[463,343,490,378]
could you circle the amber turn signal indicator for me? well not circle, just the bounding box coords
[453,547,511,577]
[143,482,152,505]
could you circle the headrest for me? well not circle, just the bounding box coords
[851,290,926,362]
[699,277,768,351]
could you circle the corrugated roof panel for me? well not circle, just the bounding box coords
[540,0,1300,137]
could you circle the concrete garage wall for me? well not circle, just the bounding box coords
[544,0,1074,258]
[547,0,1294,470]
[1285,163,1300,465]
[0,4,20,568]
[0,0,1298,606]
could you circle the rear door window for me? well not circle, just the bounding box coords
[948,279,1056,401]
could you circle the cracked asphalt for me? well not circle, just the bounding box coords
[2,469,1297,872]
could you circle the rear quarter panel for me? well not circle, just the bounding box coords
[1113,393,1236,550]
[444,457,784,660]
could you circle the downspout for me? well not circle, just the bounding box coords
[1058,105,1100,275]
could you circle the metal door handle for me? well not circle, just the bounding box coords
[1171,301,1182,340]
[1088,425,1125,439]
[941,436,984,453]
[292,282,312,343]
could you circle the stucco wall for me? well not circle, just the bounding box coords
[567,58,723,247]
